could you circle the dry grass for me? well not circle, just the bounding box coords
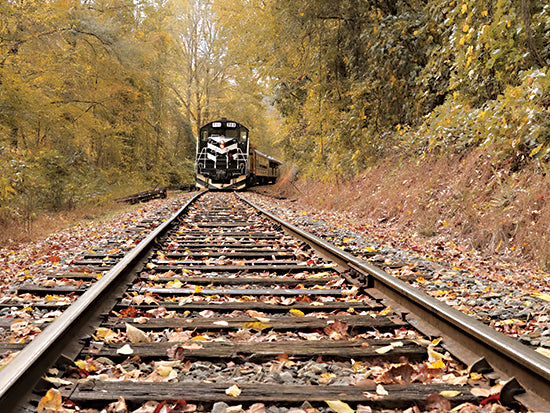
[0,201,137,249]
[274,149,550,270]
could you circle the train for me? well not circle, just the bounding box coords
[194,118,281,190]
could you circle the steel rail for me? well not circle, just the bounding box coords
[238,193,550,410]
[0,192,203,409]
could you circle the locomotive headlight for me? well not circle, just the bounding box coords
[219,140,225,149]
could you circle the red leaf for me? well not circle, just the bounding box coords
[479,393,500,406]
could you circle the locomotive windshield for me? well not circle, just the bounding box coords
[200,120,248,142]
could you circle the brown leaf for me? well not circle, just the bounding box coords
[388,363,414,384]
[247,403,266,413]
[324,320,348,339]
[424,393,451,411]
[277,353,296,366]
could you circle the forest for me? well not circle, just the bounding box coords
[1,0,550,256]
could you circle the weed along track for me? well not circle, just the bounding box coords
[1,192,549,412]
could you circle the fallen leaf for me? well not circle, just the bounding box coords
[469,372,483,380]
[277,353,296,366]
[376,384,388,395]
[43,377,73,386]
[213,321,229,326]
[225,384,242,397]
[470,387,491,398]
[289,308,305,317]
[117,344,134,355]
[37,388,62,412]
[375,345,394,354]
[248,403,266,413]
[132,401,159,413]
[440,390,461,398]
[535,347,550,358]
[325,400,354,413]
[425,393,451,410]
[375,341,403,354]
[427,344,451,362]
[380,306,392,315]
[94,327,118,341]
[431,337,442,346]
[242,321,271,331]
[106,397,127,413]
[428,359,445,369]
[126,323,150,343]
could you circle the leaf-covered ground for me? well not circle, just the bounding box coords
[0,194,194,345]
[245,190,550,354]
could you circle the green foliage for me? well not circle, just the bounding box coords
[224,0,550,178]
[406,69,550,162]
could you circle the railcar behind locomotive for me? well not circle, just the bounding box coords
[195,119,281,190]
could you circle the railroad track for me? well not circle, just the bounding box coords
[0,192,549,412]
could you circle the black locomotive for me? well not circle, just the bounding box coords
[195,119,281,190]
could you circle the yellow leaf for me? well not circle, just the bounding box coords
[440,390,461,398]
[157,365,173,377]
[470,372,483,380]
[37,388,62,412]
[194,285,204,294]
[289,309,305,317]
[94,327,118,341]
[225,384,241,397]
[242,321,271,331]
[481,10,488,17]
[461,4,467,14]
[530,143,544,157]
[74,360,96,372]
[325,400,355,413]
[431,337,442,346]
[380,306,392,315]
[167,279,183,288]
[429,359,445,369]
